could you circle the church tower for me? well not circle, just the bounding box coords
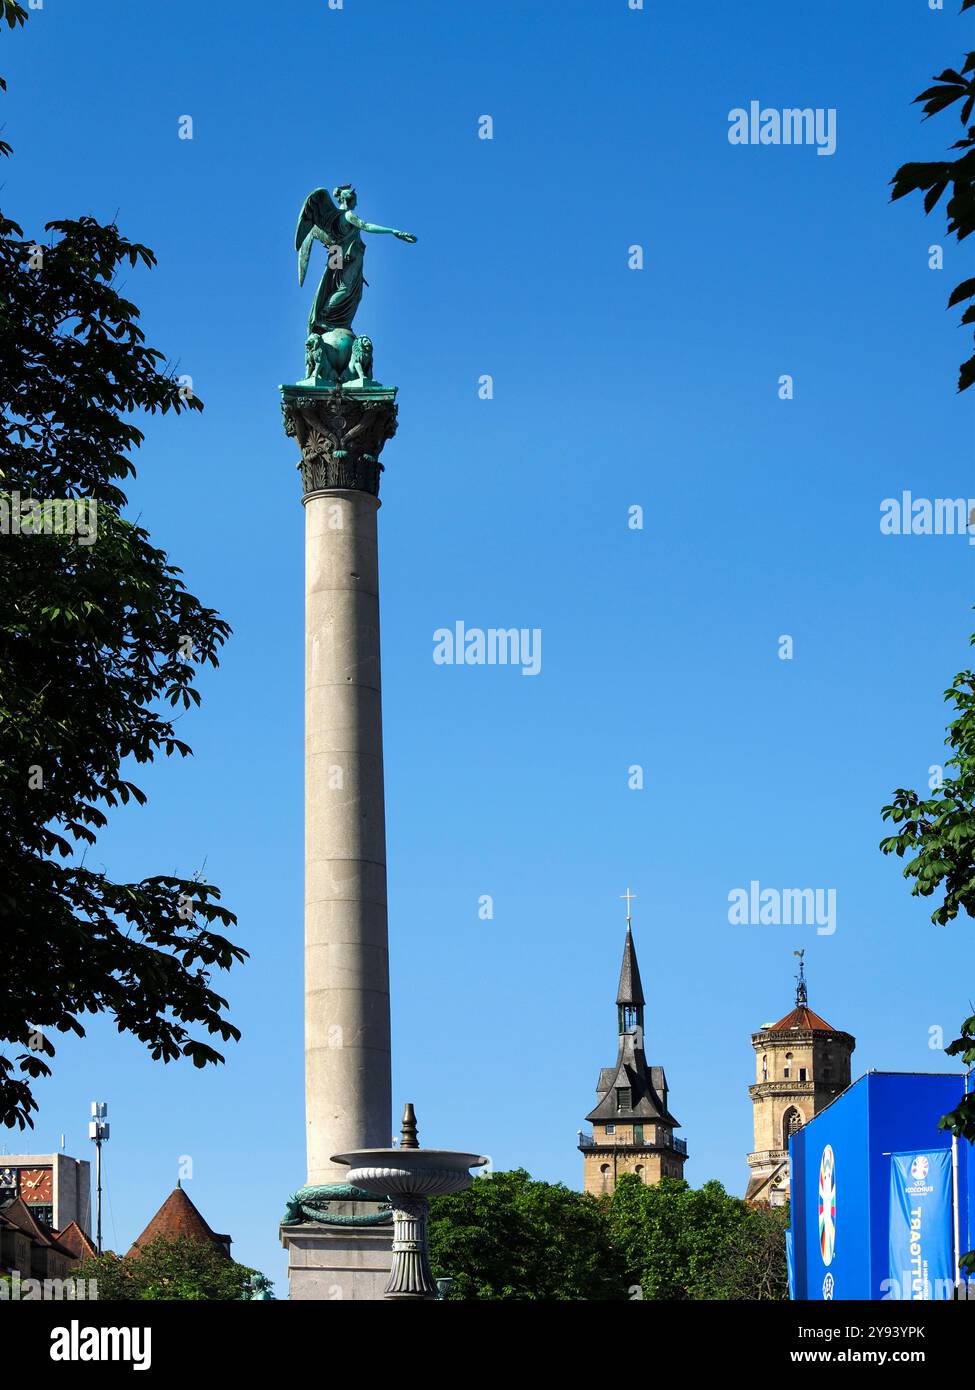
[579,893,688,1195]
[745,952,855,1205]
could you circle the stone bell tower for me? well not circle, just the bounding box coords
[745,952,855,1205]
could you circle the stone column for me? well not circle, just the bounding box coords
[304,483,390,1182]
[280,386,400,1299]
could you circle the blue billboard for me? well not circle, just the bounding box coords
[889,1149,953,1299]
[789,1072,973,1300]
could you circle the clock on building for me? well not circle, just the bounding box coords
[19,1167,53,1205]
[19,1167,54,1229]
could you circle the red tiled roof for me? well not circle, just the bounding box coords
[55,1221,97,1262]
[126,1186,231,1259]
[768,1004,837,1033]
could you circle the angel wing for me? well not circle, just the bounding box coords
[295,188,345,287]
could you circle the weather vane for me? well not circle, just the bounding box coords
[793,948,808,1007]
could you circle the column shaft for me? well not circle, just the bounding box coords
[304,488,391,1185]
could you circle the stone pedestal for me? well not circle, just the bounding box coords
[283,1212,395,1302]
[280,385,400,1298]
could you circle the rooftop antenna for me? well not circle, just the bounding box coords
[794,949,808,1007]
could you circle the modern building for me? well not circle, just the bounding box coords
[0,1152,90,1233]
[579,900,688,1194]
[746,955,855,1205]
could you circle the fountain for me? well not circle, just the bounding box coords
[333,1104,487,1300]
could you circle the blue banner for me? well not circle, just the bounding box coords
[785,1227,796,1301]
[889,1149,953,1300]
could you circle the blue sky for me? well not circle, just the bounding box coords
[2,0,974,1286]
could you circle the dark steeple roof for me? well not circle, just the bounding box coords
[585,920,682,1130]
[616,924,645,1006]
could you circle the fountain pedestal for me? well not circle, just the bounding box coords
[333,1105,486,1300]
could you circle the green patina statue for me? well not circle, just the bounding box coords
[294,184,416,390]
[282,1184,393,1228]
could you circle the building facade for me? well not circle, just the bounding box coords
[0,1152,90,1233]
[579,911,688,1194]
[746,958,855,1204]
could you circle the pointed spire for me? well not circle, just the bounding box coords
[616,922,645,1006]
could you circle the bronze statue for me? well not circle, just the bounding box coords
[296,184,416,336]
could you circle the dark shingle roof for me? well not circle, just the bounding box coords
[616,925,645,1006]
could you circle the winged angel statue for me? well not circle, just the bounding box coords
[295,184,416,388]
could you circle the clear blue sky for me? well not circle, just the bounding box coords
[3,0,973,1287]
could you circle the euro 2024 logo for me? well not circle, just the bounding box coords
[819,1144,836,1268]
[910,1154,929,1183]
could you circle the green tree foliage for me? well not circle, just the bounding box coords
[881,627,975,1144]
[608,1174,788,1301]
[890,1,975,392]
[0,3,26,158]
[0,14,244,1128]
[429,1169,628,1300]
[428,1170,787,1301]
[77,1237,264,1302]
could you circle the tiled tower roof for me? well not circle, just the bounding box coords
[767,1004,839,1033]
[126,1184,231,1260]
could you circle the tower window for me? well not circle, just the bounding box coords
[782,1107,802,1148]
[605,1123,616,1135]
[616,1087,631,1113]
[798,1067,808,1083]
[784,1052,793,1080]
[762,1054,768,1081]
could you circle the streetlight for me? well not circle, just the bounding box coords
[88,1102,109,1254]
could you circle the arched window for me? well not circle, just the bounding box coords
[784,1052,793,1080]
[782,1107,802,1148]
[761,1053,769,1081]
[599,1162,611,1191]
[634,1164,645,1183]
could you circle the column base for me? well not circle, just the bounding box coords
[281,1215,394,1302]
[280,1185,394,1301]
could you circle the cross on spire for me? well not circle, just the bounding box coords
[620,888,637,928]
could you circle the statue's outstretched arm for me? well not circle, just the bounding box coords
[345,211,417,243]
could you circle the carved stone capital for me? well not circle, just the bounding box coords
[281,387,398,500]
